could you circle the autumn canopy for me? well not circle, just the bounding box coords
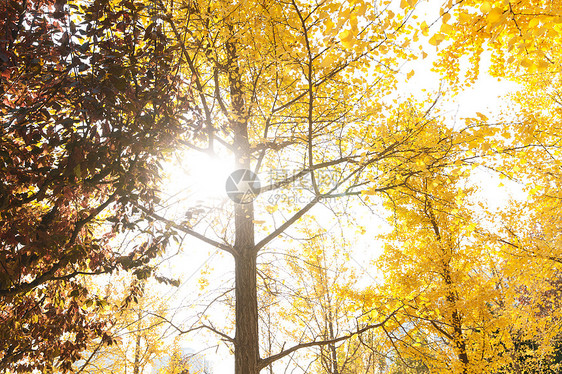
[1,0,561,373]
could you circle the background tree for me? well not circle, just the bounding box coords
[365,119,519,374]
[157,340,214,374]
[421,4,562,371]
[277,227,387,374]
[371,132,562,374]
[0,0,188,371]
[67,276,179,374]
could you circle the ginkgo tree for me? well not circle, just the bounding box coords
[136,0,465,373]
[434,0,562,319]
[375,167,504,373]
[67,275,177,374]
[369,111,562,373]
[424,0,562,371]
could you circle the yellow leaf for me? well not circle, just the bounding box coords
[442,12,451,24]
[266,205,278,214]
[350,14,359,32]
[421,21,429,36]
[476,112,488,121]
[537,59,550,71]
[529,18,539,28]
[407,70,415,79]
[440,23,453,34]
[480,2,491,13]
[321,55,335,68]
[429,33,445,46]
[520,57,533,68]
[507,35,517,47]
[487,8,503,24]
[459,11,472,23]
[422,51,428,58]
[339,29,355,48]
[363,188,377,195]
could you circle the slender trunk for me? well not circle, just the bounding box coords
[267,308,274,374]
[326,277,339,374]
[234,233,259,374]
[232,160,259,374]
[427,199,469,374]
[227,31,260,374]
[328,320,339,374]
[443,264,469,374]
[133,323,141,374]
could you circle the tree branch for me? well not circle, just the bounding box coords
[254,198,318,252]
[146,311,234,343]
[258,307,402,369]
[134,204,235,255]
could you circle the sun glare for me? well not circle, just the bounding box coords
[183,152,234,201]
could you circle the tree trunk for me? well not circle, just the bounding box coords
[133,322,142,374]
[328,320,339,374]
[428,204,469,374]
[234,229,259,374]
[232,131,259,373]
[227,32,260,373]
[232,122,259,373]
[443,264,469,374]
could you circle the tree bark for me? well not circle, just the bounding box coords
[443,264,469,374]
[228,31,260,374]
[133,316,142,374]
[328,320,339,374]
[234,226,259,374]
[232,128,260,374]
[428,201,469,374]
[231,101,260,373]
